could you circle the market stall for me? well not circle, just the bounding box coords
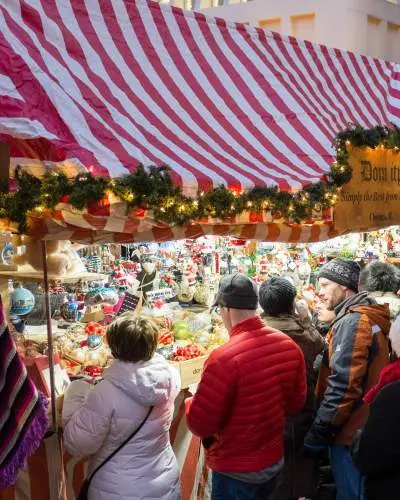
[0,0,400,499]
[1,230,400,500]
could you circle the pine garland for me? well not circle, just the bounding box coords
[2,124,396,233]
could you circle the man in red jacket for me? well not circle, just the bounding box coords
[185,273,307,500]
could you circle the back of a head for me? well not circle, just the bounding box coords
[359,261,400,294]
[106,313,158,363]
[259,277,297,316]
[213,273,258,311]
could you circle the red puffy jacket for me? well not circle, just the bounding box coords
[185,316,307,472]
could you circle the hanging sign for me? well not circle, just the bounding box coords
[334,147,400,233]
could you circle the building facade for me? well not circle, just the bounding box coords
[160,0,400,62]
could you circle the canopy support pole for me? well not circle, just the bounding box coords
[0,142,9,186]
[41,240,57,432]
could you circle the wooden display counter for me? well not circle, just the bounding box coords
[170,355,208,388]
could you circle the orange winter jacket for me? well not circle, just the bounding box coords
[315,292,391,445]
[185,316,307,472]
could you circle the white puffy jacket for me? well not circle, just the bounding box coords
[62,354,181,500]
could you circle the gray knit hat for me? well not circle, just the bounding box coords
[259,277,297,316]
[318,259,360,293]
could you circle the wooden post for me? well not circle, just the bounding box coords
[0,142,10,187]
[41,240,58,432]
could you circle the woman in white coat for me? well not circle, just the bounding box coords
[62,314,181,500]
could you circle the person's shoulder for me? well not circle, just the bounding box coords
[262,323,302,345]
[207,338,238,363]
[334,309,363,330]
[377,379,400,400]
[371,380,400,417]
[259,325,305,361]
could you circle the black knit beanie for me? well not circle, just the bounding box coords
[318,259,360,293]
[259,277,297,316]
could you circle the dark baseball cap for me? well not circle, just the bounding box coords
[212,273,258,310]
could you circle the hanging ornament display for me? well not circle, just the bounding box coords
[10,285,35,316]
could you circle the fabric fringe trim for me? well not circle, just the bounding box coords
[0,393,49,491]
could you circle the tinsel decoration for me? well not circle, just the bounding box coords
[1,125,396,232]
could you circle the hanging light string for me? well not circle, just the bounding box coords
[1,124,395,232]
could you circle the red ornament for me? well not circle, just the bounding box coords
[87,196,110,217]
[84,365,103,377]
[249,211,263,223]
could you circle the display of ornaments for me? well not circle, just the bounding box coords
[178,281,195,303]
[84,287,119,305]
[193,283,209,305]
[87,334,103,349]
[10,285,35,316]
[61,297,79,322]
[86,254,102,273]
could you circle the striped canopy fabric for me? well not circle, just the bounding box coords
[0,0,399,242]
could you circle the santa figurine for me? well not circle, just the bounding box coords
[137,257,158,295]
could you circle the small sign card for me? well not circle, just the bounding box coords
[117,292,142,316]
[146,288,173,304]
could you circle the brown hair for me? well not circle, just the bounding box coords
[106,313,158,363]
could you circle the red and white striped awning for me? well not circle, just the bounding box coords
[0,0,399,241]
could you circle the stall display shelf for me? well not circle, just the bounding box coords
[0,270,107,282]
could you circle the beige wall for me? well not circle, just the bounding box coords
[193,0,400,62]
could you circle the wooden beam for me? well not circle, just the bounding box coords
[0,142,10,187]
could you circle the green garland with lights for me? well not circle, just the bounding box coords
[1,125,397,233]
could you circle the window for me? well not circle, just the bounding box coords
[291,13,316,42]
[387,22,400,61]
[172,0,194,7]
[259,17,282,33]
[199,0,211,7]
[367,15,384,58]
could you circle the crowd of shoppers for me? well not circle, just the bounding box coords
[61,258,400,500]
